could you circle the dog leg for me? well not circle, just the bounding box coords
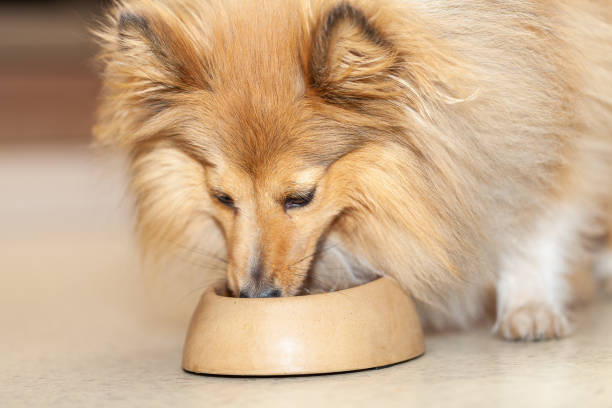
[493,205,584,341]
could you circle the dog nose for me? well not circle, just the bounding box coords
[239,286,282,298]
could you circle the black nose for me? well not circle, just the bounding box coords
[239,287,282,298]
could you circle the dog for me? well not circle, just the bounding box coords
[93,0,612,340]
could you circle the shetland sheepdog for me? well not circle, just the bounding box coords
[94,0,612,340]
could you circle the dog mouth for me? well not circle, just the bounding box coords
[222,257,378,298]
[222,237,379,298]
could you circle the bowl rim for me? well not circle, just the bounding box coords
[208,276,394,303]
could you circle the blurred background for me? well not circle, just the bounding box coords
[0,3,207,404]
[0,0,107,147]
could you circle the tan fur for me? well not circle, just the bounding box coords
[93,0,612,337]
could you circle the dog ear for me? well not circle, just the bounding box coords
[310,3,399,104]
[114,9,210,95]
[94,6,210,146]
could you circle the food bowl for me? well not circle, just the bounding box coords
[182,277,424,376]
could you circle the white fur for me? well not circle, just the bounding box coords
[493,204,585,340]
[308,234,379,294]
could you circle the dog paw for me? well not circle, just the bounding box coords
[494,302,570,341]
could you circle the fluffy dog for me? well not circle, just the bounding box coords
[94,0,612,340]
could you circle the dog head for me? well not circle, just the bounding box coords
[94,0,472,297]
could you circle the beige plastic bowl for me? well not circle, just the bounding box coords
[182,277,424,376]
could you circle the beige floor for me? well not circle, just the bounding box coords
[1,147,611,408]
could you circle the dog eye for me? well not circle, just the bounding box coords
[214,192,235,208]
[284,189,315,210]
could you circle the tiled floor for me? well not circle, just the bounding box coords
[1,147,611,407]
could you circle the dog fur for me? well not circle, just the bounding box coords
[93,0,612,340]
